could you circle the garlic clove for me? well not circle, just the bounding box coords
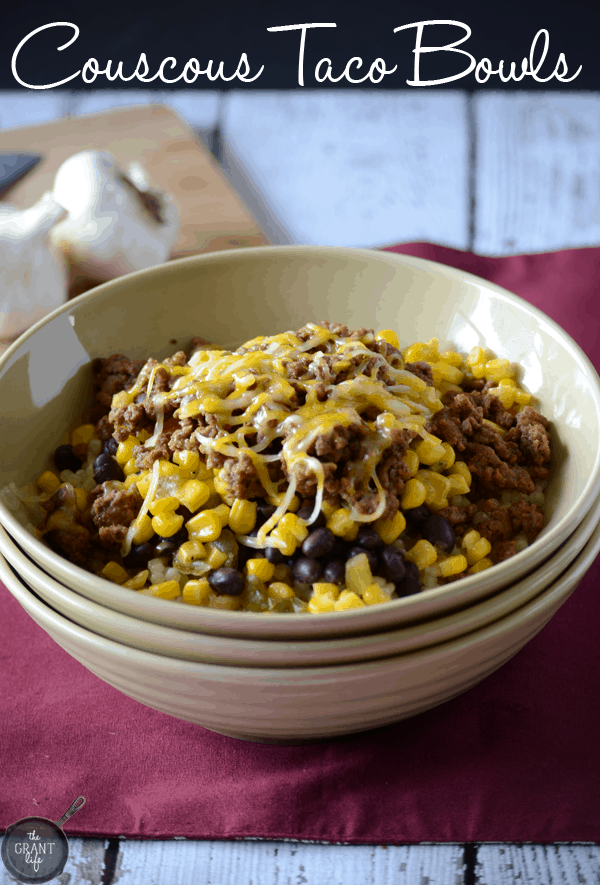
[0,192,68,341]
[50,151,181,283]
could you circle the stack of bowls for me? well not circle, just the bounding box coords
[1,246,599,742]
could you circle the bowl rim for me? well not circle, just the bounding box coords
[2,506,598,679]
[1,245,599,638]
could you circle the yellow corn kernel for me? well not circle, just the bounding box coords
[447,474,470,496]
[207,546,228,570]
[149,495,179,516]
[173,450,200,473]
[334,590,366,611]
[462,529,480,549]
[269,526,297,556]
[432,360,464,385]
[417,470,452,510]
[132,513,154,544]
[268,581,295,601]
[363,583,391,606]
[123,569,149,590]
[513,389,532,405]
[46,510,87,534]
[375,511,406,544]
[468,557,493,574]
[111,390,131,410]
[37,470,61,494]
[74,487,87,509]
[146,580,181,599]
[486,386,515,409]
[209,593,242,611]
[308,595,336,613]
[123,457,138,477]
[403,343,429,363]
[485,358,516,382]
[71,423,96,446]
[437,554,468,577]
[213,470,235,505]
[228,499,257,535]
[405,539,438,570]
[213,503,231,527]
[436,442,455,471]
[400,477,427,510]
[246,558,275,582]
[115,436,139,466]
[414,436,447,466]
[279,512,309,543]
[177,480,210,514]
[124,474,141,489]
[439,350,463,367]
[177,539,206,566]
[462,530,492,565]
[327,508,356,538]
[152,511,184,538]
[137,429,151,443]
[182,578,211,605]
[321,500,337,519]
[136,472,152,497]
[499,377,517,387]
[376,329,400,349]
[448,461,472,487]
[470,362,487,379]
[186,510,222,541]
[100,561,129,584]
[312,582,340,598]
[158,460,179,478]
[403,449,419,476]
[466,346,485,367]
[345,553,373,596]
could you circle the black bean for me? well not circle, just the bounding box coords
[380,546,406,584]
[296,503,326,528]
[177,505,194,522]
[123,542,155,570]
[102,438,119,456]
[265,545,286,564]
[53,444,83,473]
[423,514,455,553]
[355,526,384,550]
[236,544,253,570]
[93,453,124,484]
[292,557,322,584]
[330,538,350,560]
[322,559,345,585]
[347,545,378,573]
[208,567,245,596]
[404,504,430,529]
[302,527,336,559]
[395,561,420,598]
[256,503,276,527]
[155,527,188,553]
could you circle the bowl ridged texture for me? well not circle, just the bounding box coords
[2,481,600,668]
[1,246,599,639]
[2,514,599,741]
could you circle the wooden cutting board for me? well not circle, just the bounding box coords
[0,103,269,295]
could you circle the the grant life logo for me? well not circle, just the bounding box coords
[1,797,85,884]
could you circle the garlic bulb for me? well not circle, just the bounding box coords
[0,192,68,340]
[50,151,180,283]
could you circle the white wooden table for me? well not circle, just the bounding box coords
[1,88,599,885]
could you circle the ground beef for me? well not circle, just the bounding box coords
[436,502,478,537]
[506,406,551,466]
[110,402,152,442]
[91,355,145,422]
[476,500,514,544]
[507,498,545,540]
[405,361,434,386]
[90,483,143,550]
[46,527,91,566]
[220,451,269,500]
[493,540,518,563]
[132,433,172,470]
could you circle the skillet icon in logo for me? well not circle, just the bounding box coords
[1,796,85,883]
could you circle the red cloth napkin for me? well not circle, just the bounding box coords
[1,243,600,844]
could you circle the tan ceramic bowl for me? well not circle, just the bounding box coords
[0,247,599,640]
[2,480,600,667]
[2,515,599,741]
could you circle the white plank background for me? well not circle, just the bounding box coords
[1,88,599,884]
